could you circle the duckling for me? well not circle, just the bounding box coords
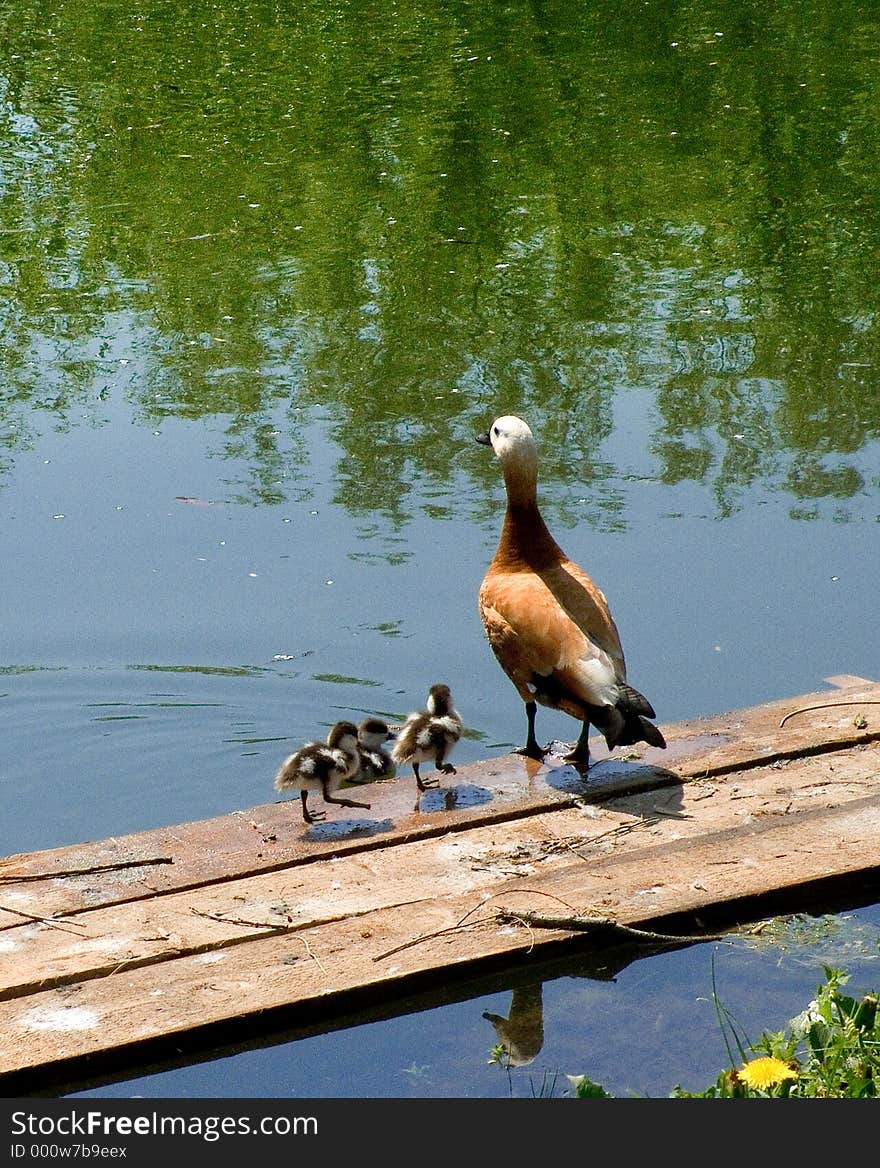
[391,683,463,791]
[273,720,371,824]
[476,415,666,769]
[354,717,397,781]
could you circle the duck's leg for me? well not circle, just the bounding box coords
[301,791,325,824]
[434,744,457,776]
[563,720,592,769]
[413,762,438,791]
[513,700,546,760]
[321,787,371,812]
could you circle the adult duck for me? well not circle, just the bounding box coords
[476,415,665,768]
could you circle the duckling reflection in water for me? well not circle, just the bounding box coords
[354,717,396,781]
[391,683,463,792]
[274,720,371,824]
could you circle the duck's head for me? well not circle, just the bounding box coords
[358,717,394,750]
[426,683,453,715]
[476,415,539,493]
[326,720,360,750]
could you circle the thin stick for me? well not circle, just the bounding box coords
[372,917,496,962]
[0,904,89,935]
[189,908,327,972]
[0,856,174,884]
[494,908,725,944]
[292,934,327,975]
[779,700,880,729]
[190,907,285,931]
[372,887,579,962]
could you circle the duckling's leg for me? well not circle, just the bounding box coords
[513,700,547,761]
[434,745,457,776]
[413,762,438,791]
[320,785,371,812]
[563,720,592,770]
[301,791,326,824]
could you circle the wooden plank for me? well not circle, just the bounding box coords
[2,737,880,1090]
[2,677,878,925]
[2,739,878,1000]
[1,678,879,1092]
[3,790,880,1093]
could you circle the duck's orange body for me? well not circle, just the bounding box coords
[477,415,666,767]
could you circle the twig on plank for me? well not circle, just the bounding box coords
[493,908,725,945]
[292,934,327,975]
[372,888,579,962]
[779,700,880,729]
[189,908,327,973]
[190,907,285,931]
[0,856,174,884]
[0,903,89,934]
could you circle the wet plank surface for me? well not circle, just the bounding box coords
[1,676,879,1093]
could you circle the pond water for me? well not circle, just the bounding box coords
[2,0,879,1098]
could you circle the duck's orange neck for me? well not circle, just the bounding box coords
[497,499,565,571]
[491,451,565,569]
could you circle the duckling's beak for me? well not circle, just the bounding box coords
[475,430,492,446]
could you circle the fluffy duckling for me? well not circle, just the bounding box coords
[355,717,397,781]
[476,415,666,769]
[273,720,371,824]
[391,683,463,791]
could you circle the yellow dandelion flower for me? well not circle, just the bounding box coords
[737,1056,798,1090]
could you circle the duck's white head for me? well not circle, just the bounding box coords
[477,415,539,498]
[477,415,535,457]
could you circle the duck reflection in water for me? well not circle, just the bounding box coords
[483,983,544,1067]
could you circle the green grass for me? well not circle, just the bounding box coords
[671,966,879,1098]
[487,959,880,1098]
[565,966,880,1099]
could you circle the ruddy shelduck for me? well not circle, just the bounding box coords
[476,415,666,768]
[274,720,371,823]
[391,683,463,791]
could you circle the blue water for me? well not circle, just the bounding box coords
[3,0,880,1099]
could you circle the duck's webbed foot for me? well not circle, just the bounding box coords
[414,763,438,791]
[562,721,592,771]
[513,742,548,761]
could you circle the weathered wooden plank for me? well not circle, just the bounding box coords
[2,788,880,1091]
[1,678,878,926]
[2,739,878,1000]
[1,679,879,1092]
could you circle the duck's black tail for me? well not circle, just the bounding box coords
[601,684,667,751]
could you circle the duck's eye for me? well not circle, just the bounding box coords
[492,425,500,436]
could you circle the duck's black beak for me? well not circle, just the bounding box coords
[475,430,492,446]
